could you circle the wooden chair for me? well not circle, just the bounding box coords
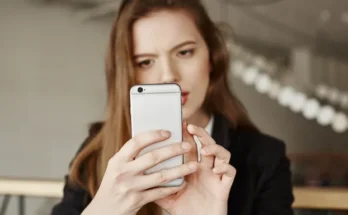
[290,152,348,210]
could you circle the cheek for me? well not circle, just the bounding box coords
[180,55,210,84]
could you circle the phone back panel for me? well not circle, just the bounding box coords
[130,84,183,186]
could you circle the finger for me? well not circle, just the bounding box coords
[182,122,198,163]
[202,144,231,174]
[142,182,187,204]
[212,163,236,177]
[129,141,192,173]
[201,144,231,164]
[187,124,214,167]
[187,124,215,146]
[213,163,236,188]
[135,161,198,190]
[219,165,237,187]
[119,130,171,161]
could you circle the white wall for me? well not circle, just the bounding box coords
[0,1,347,215]
[0,1,109,214]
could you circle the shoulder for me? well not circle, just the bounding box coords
[77,121,104,153]
[69,121,105,167]
[232,129,292,192]
[240,130,286,153]
[235,129,288,168]
[53,122,105,214]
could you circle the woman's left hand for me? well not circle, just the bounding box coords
[155,122,236,215]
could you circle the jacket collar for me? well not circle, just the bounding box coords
[212,113,234,150]
[211,113,243,168]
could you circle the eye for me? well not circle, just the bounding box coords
[177,49,194,57]
[136,59,154,69]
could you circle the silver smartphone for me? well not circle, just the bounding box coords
[130,83,184,187]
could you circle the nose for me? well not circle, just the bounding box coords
[160,59,180,83]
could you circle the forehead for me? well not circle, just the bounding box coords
[132,10,202,53]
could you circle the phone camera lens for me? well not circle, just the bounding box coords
[138,87,143,93]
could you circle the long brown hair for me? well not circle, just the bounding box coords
[69,0,257,214]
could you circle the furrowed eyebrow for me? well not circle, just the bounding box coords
[133,40,197,59]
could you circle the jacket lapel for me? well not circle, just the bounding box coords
[211,114,255,215]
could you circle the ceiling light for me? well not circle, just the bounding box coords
[339,93,348,109]
[268,81,281,100]
[278,86,296,107]
[231,60,245,78]
[317,105,335,126]
[290,92,307,113]
[255,73,272,94]
[242,67,260,85]
[315,84,329,99]
[328,88,340,104]
[332,112,348,133]
[254,55,266,68]
[303,98,320,120]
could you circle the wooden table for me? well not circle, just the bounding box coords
[293,186,348,210]
[1,177,348,214]
[0,177,63,215]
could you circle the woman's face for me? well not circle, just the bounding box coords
[132,10,211,121]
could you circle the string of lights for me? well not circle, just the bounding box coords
[229,43,348,133]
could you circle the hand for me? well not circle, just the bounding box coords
[82,130,198,215]
[188,124,236,201]
[155,123,236,215]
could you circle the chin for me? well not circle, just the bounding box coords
[182,106,195,121]
[182,102,203,121]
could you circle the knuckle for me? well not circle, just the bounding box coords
[208,145,216,153]
[107,156,118,168]
[156,170,168,184]
[147,151,160,164]
[175,143,185,153]
[117,183,131,195]
[230,165,237,174]
[158,187,170,197]
[185,164,192,173]
[227,151,231,159]
[114,170,128,183]
[128,194,141,207]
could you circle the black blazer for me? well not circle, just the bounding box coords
[52,114,294,215]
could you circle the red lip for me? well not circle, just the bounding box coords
[181,92,189,105]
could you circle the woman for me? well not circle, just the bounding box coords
[52,0,294,215]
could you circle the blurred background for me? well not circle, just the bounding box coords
[0,0,348,214]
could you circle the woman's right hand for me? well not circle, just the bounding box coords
[82,130,198,215]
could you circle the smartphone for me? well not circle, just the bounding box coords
[130,83,184,187]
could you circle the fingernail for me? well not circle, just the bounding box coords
[187,125,195,132]
[212,168,218,173]
[188,163,197,171]
[161,130,171,137]
[182,142,191,150]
